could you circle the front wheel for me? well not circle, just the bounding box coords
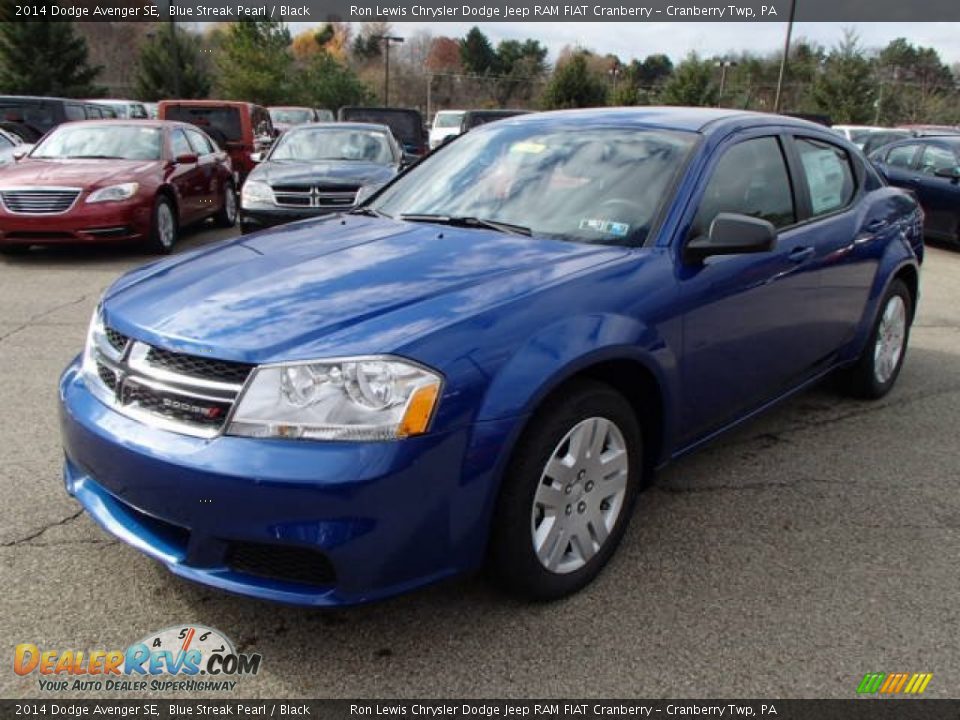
[841,278,912,399]
[488,379,642,600]
[146,196,177,254]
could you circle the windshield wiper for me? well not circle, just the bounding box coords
[68,155,126,160]
[399,214,531,236]
[348,206,391,218]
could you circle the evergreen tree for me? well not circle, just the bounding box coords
[541,53,608,110]
[215,21,293,106]
[460,27,497,75]
[659,53,718,107]
[134,25,211,101]
[811,31,876,123]
[0,18,102,96]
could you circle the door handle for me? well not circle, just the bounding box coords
[864,219,888,233]
[787,246,815,263]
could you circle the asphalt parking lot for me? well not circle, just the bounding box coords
[1,224,958,700]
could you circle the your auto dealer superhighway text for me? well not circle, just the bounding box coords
[350,705,777,716]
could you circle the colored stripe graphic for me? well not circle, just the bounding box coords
[858,672,932,694]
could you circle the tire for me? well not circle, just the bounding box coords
[488,379,643,600]
[213,181,237,228]
[146,195,177,255]
[841,279,912,399]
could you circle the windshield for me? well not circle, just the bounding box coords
[372,124,695,246]
[434,112,463,129]
[340,109,421,144]
[0,100,55,132]
[270,127,393,164]
[270,108,313,125]
[32,125,162,160]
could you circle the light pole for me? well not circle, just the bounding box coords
[376,35,404,106]
[714,60,737,106]
[608,63,621,96]
[773,0,797,113]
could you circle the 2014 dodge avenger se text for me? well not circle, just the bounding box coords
[59,108,923,606]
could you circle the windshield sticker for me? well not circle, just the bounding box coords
[510,141,546,154]
[580,218,630,237]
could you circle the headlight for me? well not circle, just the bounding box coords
[227,357,442,441]
[240,180,273,207]
[86,183,139,203]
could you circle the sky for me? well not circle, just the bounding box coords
[291,21,960,65]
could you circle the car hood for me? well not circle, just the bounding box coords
[0,158,158,187]
[251,160,396,187]
[103,216,626,363]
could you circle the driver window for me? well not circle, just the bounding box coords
[691,136,795,239]
[919,145,958,176]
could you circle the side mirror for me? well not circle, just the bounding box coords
[174,152,198,165]
[684,213,777,264]
[12,147,29,161]
[250,152,263,164]
[933,166,960,182]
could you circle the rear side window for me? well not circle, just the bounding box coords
[918,145,958,175]
[85,106,103,119]
[185,128,215,155]
[885,144,920,169]
[795,137,856,217]
[692,136,795,236]
[0,100,57,131]
[64,104,85,121]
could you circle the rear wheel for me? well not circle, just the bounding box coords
[841,279,912,399]
[146,196,177,255]
[488,379,642,600]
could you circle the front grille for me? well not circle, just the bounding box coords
[271,184,359,210]
[87,326,254,438]
[104,327,129,353]
[1,188,80,214]
[226,541,336,588]
[146,346,254,385]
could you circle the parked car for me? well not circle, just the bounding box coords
[0,128,29,167]
[869,135,960,245]
[158,100,274,184]
[315,109,335,122]
[429,110,465,149]
[59,108,921,606]
[240,122,406,234]
[268,106,323,134]
[0,95,121,140]
[338,107,427,156]
[831,124,889,148]
[143,102,158,120]
[861,129,912,157]
[0,120,236,254]
[88,99,149,120]
[460,109,532,133]
[897,124,960,136]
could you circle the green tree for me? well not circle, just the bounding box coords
[0,18,102,96]
[811,30,876,123]
[460,26,497,75]
[215,21,293,106]
[660,53,717,106]
[541,53,607,110]
[875,37,957,124]
[134,25,211,101]
[298,50,375,111]
[491,38,548,105]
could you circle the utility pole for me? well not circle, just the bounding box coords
[773,0,797,113]
[715,60,737,106]
[377,35,404,106]
[166,1,182,98]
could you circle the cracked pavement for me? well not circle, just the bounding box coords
[1,227,959,699]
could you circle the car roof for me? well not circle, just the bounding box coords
[496,106,830,135]
[289,122,392,133]
[158,100,257,109]
[52,119,202,132]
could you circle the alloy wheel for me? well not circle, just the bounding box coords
[874,294,906,384]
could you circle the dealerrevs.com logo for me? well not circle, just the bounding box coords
[14,625,262,693]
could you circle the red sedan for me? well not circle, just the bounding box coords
[0,120,236,254]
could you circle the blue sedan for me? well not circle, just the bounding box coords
[869,135,960,246]
[59,108,923,606]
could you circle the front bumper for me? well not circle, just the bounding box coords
[240,205,345,233]
[0,200,150,246]
[59,359,510,606]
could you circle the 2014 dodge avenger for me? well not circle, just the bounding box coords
[59,108,923,606]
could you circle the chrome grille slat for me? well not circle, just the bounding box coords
[87,328,253,438]
[270,184,359,210]
[1,187,81,215]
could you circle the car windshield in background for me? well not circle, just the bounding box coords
[372,124,695,246]
[270,108,313,125]
[32,125,162,161]
[270,128,393,164]
[163,105,242,142]
[341,110,420,146]
[0,100,55,132]
[435,113,463,128]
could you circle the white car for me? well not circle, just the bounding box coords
[87,99,149,120]
[429,110,465,149]
[831,124,888,149]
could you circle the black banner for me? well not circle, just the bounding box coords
[3,700,960,720]
[6,0,960,22]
